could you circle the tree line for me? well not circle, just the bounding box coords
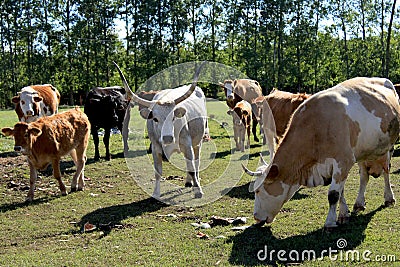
[0,0,399,108]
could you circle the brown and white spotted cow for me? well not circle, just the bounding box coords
[1,108,90,202]
[12,84,60,123]
[243,77,399,229]
[227,100,252,152]
[253,89,311,159]
[220,79,263,142]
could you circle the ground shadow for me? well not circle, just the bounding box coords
[0,151,19,158]
[0,196,56,213]
[228,205,386,266]
[77,197,167,236]
[224,182,309,201]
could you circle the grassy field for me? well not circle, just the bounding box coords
[0,103,399,266]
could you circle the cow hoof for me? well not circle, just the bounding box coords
[254,137,259,142]
[337,216,350,225]
[384,199,396,207]
[193,187,203,198]
[352,204,366,214]
[70,187,77,193]
[185,182,193,188]
[25,197,34,203]
[61,191,68,196]
[94,156,100,161]
[324,223,338,232]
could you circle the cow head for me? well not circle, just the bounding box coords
[219,80,236,106]
[243,162,298,225]
[1,122,42,154]
[227,105,249,126]
[12,87,42,121]
[114,61,205,145]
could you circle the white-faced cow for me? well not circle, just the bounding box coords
[253,89,311,159]
[12,84,60,123]
[114,62,207,199]
[84,86,129,160]
[227,100,252,152]
[243,77,399,229]
[219,79,263,142]
[1,108,90,202]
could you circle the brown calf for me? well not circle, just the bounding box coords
[1,107,90,201]
[227,100,252,152]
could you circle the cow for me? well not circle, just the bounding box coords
[253,89,311,159]
[219,79,263,142]
[114,61,207,199]
[242,77,399,229]
[227,100,252,152]
[84,86,130,161]
[1,107,90,202]
[12,84,60,123]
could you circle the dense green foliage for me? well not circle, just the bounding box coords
[0,0,399,107]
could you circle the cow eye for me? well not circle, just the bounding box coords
[255,189,260,194]
[24,133,29,138]
[153,118,158,123]
[21,101,25,105]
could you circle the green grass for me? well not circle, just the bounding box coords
[0,104,399,266]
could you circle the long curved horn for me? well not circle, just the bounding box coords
[241,163,263,176]
[259,153,268,166]
[113,61,154,108]
[174,61,206,105]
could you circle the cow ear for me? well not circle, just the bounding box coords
[267,164,279,179]
[140,108,153,119]
[243,110,249,116]
[1,127,14,137]
[227,109,233,115]
[174,107,186,118]
[29,127,42,137]
[11,96,20,103]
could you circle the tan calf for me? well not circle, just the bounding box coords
[1,107,90,201]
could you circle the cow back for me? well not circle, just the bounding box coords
[84,86,128,130]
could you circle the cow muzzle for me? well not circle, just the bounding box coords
[14,146,23,152]
[162,135,174,144]
[25,110,34,116]
[253,216,267,227]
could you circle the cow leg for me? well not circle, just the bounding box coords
[92,127,100,161]
[183,144,203,198]
[337,186,350,224]
[252,115,259,142]
[353,162,369,213]
[245,124,251,149]
[325,179,345,228]
[152,144,163,199]
[52,159,67,196]
[239,126,245,152]
[122,104,131,154]
[71,147,87,192]
[383,169,396,207]
[103,127,111,160]
[233,125,240,151]
[26,161,38,202]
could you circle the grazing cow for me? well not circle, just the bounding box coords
[114,61,207,199]
[219,79,263,142]
[243,77,399,229]
[84,86,129,160]
[253,89,311,159]
[227,100,252,152]
[12,84,60,122]
[1,108,90,202]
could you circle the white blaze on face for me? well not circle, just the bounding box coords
[254,181,299,223]
[225,83,234,100]
[19,87,40,118]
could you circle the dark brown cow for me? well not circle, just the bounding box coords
[12,84,60,122]
[1,108,90,202]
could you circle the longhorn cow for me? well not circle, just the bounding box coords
[114,62,207,199]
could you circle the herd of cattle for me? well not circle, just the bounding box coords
[1,62,400,230]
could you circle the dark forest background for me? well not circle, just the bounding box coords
[0,0,399,107]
